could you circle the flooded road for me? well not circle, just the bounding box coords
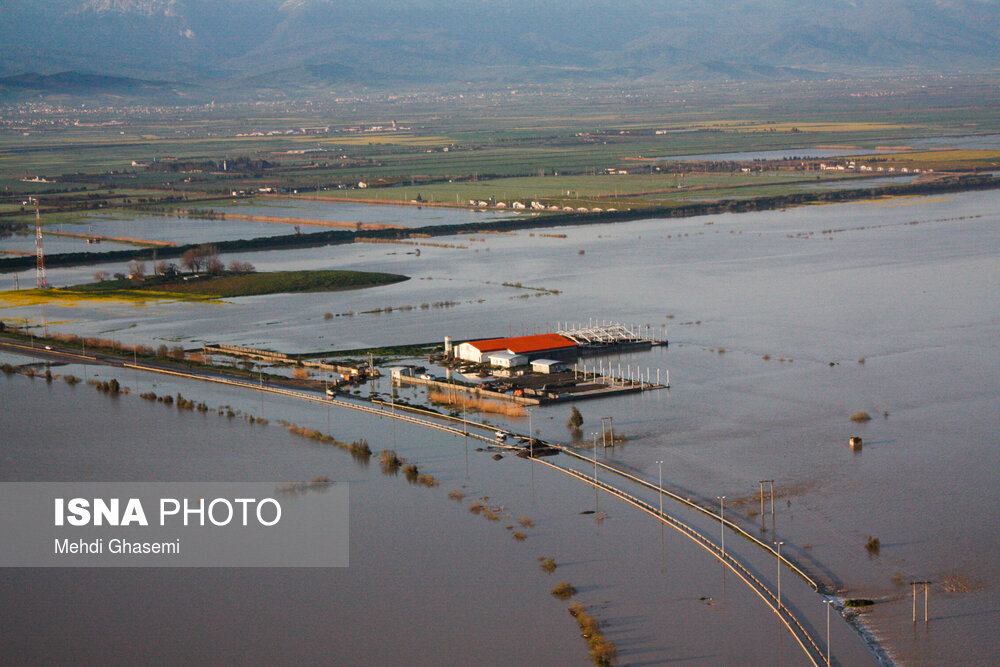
[3,187,1000,663]
[1,362,869,665]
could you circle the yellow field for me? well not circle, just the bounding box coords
[724,121,912,133]
[871,149,1000,165]
[0,289,221,308]
[869,196,953,207]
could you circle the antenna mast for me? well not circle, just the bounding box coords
[34,198,48,289]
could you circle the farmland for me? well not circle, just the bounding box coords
[2,78,999,226]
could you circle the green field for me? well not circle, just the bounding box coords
[2,77,1000,224]
[307,171,882,208]
[64,270,409,298]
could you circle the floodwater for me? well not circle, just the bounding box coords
[1,231,100,258]
[0,362,872,666]
[1,198,512,265]
[4,186,1000,663]
[67,212,297,244]
[1,214,296,260]
[227,198,514,228]
[908,133,1000,151]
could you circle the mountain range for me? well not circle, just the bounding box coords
[2,0,999,99]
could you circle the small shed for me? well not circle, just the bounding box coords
[488,351,527,368]
[531,358,567,374]
[389,367,413,381]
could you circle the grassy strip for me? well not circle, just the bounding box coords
[64,270,409,298]
[428,390,526,417]
[568,602,619,667]
[299,341,441,359]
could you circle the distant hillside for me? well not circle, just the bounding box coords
[0,71,188,98]
[2,0,1000,95]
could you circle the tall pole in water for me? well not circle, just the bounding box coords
[925,582,929,623]
[825,599,832,666]
[776,541,785,609]
[717,496,726,557]
[593,433,598,483]
[759,480,767,528]
[657,461,664,516]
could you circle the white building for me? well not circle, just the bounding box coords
[531,359,568,374]
[389,367,413,381]
[487,352,528,368]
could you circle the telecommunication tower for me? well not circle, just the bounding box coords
[33,198,48,289]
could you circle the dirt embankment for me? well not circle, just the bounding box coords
[177,210,404,231]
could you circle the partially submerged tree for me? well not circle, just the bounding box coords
[567,406,583,430]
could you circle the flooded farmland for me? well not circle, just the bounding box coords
[3,187,999,664]
[0,360,875,666]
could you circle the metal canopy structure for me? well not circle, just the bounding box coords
[556,321,646,345]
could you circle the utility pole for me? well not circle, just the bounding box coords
[601,416,613,448]
[717,496,726,557]
[925,581,930,623]
[911,581,931,623]
[656,461,664,516]
[759,480,767,527]
[760,479,775,527]
[592,433,598,483]
[825,599,833,666]
[775,541,785,609]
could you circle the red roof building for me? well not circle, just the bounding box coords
[454,334,578,363]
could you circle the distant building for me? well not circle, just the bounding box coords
[389,367,413,381]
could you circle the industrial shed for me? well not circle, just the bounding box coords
[453,333,578,363]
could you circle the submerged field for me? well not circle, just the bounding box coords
[8,186,998,665]
[3,78,1000,666]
